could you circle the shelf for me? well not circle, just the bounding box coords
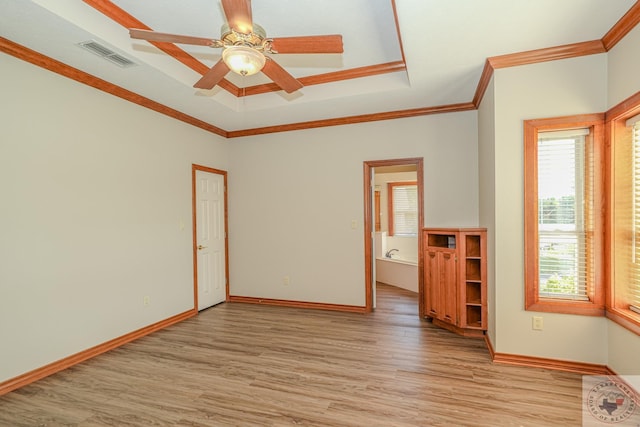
[466,282,482,304]
[465,235,481,258]
[427,233,456,249]
[465,322,484,329]
[466,306,482,328]
[465,259,481,281]
[423,228,487,336]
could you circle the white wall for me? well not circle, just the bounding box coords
[478,25,640,372]
[383,236,418,262]
[227,111,479,306]
[608,322,640,375]
[0,53,229,382]
[8,21,639,386]
[478,76,497,348]
[606,23,640,375]
[489,55,609,364]
[607,24,640,109]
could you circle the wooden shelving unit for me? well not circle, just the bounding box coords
[423,228,487,337]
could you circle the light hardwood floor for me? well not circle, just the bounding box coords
[0,284,584,426]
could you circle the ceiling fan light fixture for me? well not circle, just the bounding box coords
[222,45,266,76]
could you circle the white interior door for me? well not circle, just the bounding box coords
[196,169,226,310]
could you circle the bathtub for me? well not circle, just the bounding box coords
[375,256,418,293]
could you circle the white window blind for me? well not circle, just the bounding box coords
[630,119,640,312]
[392,184,418,236]
[537,129,593,300]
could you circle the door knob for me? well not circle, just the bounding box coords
[197,245,207,250]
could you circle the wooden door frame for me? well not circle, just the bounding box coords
[363,158,424,313]
[192,164,230,311]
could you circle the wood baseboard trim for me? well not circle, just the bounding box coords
[228,295,367,313]
[484,334,496,359]
[0,308,196,396]
[492,352,612,375]
[483,334,613,375]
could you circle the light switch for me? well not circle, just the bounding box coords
[351,220,357,229]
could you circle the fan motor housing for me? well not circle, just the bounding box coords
[220,23,268,49]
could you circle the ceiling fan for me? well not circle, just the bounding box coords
[129,0,343,93]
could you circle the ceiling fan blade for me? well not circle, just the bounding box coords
[129,29,220,47]
[270,35,343,54]
[262,58,303,93]
[194,59,230,89]
[221,0,253,34]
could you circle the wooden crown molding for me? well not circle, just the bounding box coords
[605,90,640,122]
[488,40,606,70]
[391,0,407,66]
[4,2,640,137]
[82,0,237,96]
[473,40,606,107]
[240,61,407,97]
[226,103,476,138]
[83,0,209,78]
[473,3,640,108]
[603,1,640,50]
[82,0,407,99]
[0,37,227,138]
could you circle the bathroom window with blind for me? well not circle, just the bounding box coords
[524,115,604,315]
[388,181,418,236]
[610,111,640,330]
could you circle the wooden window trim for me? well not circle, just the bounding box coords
[524,114,605,316]
[606,308,640,335]
[374,190,381,232]
[387,181,417,236]
[605,92,640,335]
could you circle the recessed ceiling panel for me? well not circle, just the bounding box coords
[0,0,636,133]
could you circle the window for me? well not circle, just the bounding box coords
[524,115,604,315]
[537,129,591,300]
[388,181,418,236]
[630,118,640,313]
[609,109,640,332]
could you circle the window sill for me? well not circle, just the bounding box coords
[526,299,604,316]
[606,308,640,336]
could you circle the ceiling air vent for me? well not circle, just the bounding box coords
[77,40,137,68]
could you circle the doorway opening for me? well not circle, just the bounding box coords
[363,158,424,314]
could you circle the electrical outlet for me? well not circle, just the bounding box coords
[532,316,543,330]
[143,296,150,306]
[283,276,290,286]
